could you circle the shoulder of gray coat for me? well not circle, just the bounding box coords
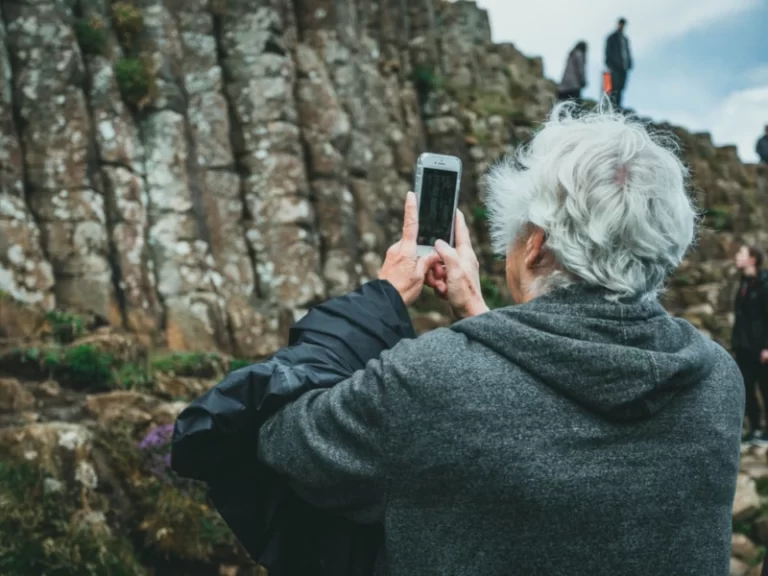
[375,327,470,384]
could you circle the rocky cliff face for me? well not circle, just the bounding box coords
[0,0,767,574]
[0,0,562,357]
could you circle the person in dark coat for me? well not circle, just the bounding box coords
[757,125,768,164]
[171,278,419,575]
[732,244,768,443]
[557,41,588,102]
[250,104,742,575]
[605,17,632,109]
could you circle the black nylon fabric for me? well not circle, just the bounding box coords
[170,280,414,576]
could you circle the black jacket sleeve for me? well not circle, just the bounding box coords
[170,280,414,573]
[760,283,768,351]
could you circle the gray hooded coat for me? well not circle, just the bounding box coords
[259,284,744,576]
[559,47,587,93]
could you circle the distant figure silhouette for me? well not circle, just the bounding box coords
[757,125,768,164]
[557,41,587,103]
[605,18,632,110]
[732,244,768,445]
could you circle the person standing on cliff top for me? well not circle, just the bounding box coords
[557,41,588,103]
[757,125,768,164]
[733,245,768,444]
[605,18,632,110]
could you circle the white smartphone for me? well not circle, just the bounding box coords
[413,152,463,256]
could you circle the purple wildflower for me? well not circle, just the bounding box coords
[138,424,175,481]
[138,423,174,451]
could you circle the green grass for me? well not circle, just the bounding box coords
[115,362,153,390]
[74,18,107,56]
[411,64,444,94]
[45,310,85,344]
[45,344,114,389]
[228,358,251,372]
[702,206,732,231]
[150,352,222,378]
[115,57,152,108]
[480,276,507,309]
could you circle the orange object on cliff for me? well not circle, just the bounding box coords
[603,71,612,94]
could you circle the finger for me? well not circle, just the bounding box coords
[435,239,461,268]
[401,191,419,244]
[426,269,448,298]
[430,261,447,281]
[454,210,474,253]
[417,251,442,277]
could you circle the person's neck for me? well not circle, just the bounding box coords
[744,267,758,278]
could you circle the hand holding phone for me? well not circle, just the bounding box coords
[426,209,489,319]
[378,192,442,305]
[414,153,462,256]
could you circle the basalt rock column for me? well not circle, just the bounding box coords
[3,0,117,320]
[77,0,161,340]
[0,17,55,309]
[218,0,325,312]
[134,0,231,351]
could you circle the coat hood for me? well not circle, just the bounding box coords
[453,284,717,422]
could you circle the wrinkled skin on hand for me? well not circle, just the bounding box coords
[425,210,489,319]
[378,192,441,306]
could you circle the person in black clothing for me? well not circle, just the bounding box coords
[605,18,633,110]
[732,244,768,443]
[757,125,768,164]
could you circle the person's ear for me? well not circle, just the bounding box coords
[524,227,547,269]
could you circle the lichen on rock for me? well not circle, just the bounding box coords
[0,0,765,572]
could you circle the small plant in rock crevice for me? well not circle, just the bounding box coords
[45,310,85,344]
[228,358,252,372]
[114,56,153,109]
[74,17,107,56]
[150,351,223,378]
[754,547,767,567]
[111,1,143,48]
[44,344,114,389]
[115,361,153,390]
[412,64,443,94]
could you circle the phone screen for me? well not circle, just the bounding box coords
[417,167,458,246]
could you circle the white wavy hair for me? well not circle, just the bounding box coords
[485,101,698,300]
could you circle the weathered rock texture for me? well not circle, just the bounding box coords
[0,1,767,572]
[0,0,765,355]
[0,0,571,359]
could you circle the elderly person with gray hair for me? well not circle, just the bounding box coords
[250,104,744,575]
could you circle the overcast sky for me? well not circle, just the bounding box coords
[475,0,767,163]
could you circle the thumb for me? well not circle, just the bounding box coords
[435,239,460,268]
[454,210,474,254]
[401,191,419,244]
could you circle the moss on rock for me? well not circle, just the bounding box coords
[96,425,248,565]
[150,352,225,379]
[0,459,145,575]
[111,2,144,48]
[115,57,154,109]
[74,17,108,57]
